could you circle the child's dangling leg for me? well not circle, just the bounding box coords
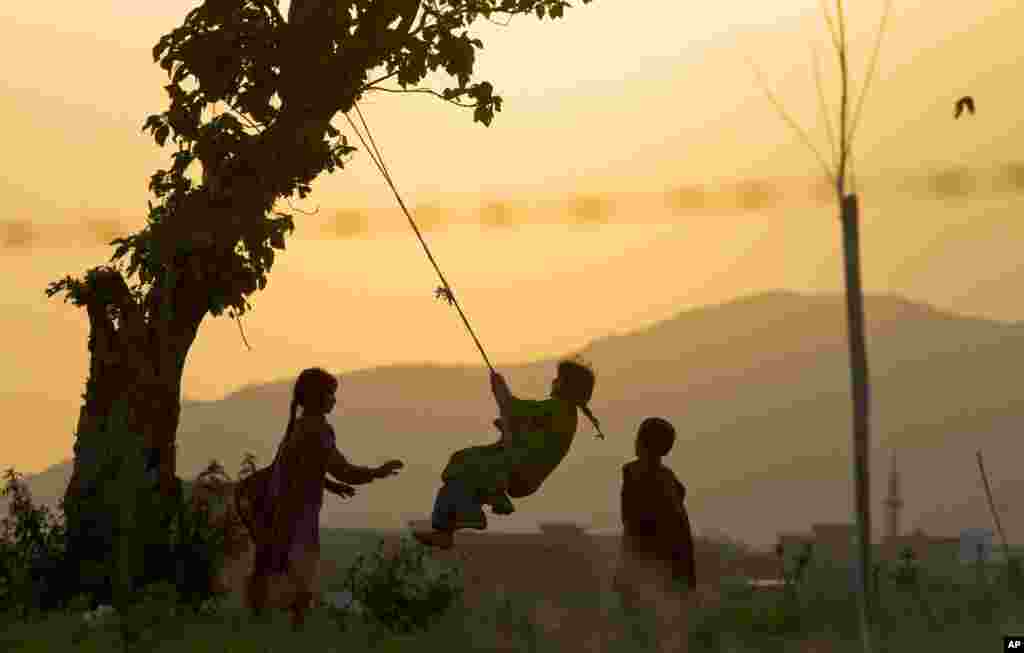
[413,479,487,549]
[473,419,516,515]
[479,486,516,515]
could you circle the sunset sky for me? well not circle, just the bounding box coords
[3,0,1024,474]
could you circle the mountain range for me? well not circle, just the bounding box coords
[5,291,1022,549]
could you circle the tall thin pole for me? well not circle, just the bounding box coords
[976,450,1011,561]
[834,2,874,647]
[841,193,875,653]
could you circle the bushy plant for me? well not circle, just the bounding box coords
[0,468,74,621]
[168,461,231,614]
[1,455,234,630]
[1000,556,1024,599]
[341,536,464,635]
[777,541,814,598]
[889,546,920,588]
[114,580,183,649]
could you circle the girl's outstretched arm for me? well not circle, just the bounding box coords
[324,478,356,498]
[327,448,380,485]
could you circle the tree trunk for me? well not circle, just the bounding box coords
[61,266,204,604]
[840,194,875,635]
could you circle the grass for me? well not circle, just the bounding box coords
[3,528,1022,653]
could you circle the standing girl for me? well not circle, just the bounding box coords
[235,367,403,631]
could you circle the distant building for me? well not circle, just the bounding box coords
[959,528,995,565]
[881,530,958,561]
[811,523,858,562]
[777,533,814,557]
[778,523,960,565]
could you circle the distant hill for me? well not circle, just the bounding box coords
[5,291,1023,549]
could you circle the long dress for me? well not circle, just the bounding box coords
[235,415,335,603]
[441,395,579,500]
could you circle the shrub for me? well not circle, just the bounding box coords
[341,535,464,635]
[165,460,236,615]
[115,581,183,649]
[0,468,74,621]
[0,454,236,629]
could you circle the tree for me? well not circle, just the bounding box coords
[45,0,593,606]
[748,1,892,651]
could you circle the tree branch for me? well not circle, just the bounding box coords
[285,198,320,215]
[362,70,400,91]
[363,85,476,107]
[222,99,267,134]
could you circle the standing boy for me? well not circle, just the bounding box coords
[614,417,697,652]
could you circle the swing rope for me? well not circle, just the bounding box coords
[343,101,605,440]
[343,102,494,374]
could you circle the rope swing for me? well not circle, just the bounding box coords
[343,102,605,441]
[342,102,495,374]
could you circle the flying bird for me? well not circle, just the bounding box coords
[954,96,975,119]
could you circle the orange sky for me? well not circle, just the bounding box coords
[3,0,1024,474]
[4,0,1022,212]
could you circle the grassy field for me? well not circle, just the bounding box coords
[2,528,1022,652]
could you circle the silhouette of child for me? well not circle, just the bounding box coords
[613,417,697,652]
[413,358,600,549]
[235,367,403,631]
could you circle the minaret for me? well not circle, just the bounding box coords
[884,456,903,540]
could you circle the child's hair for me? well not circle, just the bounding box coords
[556,356,602,435]
[637,417,675,458]
[283,367,339,439]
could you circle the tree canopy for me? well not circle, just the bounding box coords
[47,0,593,333]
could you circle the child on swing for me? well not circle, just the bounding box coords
[413,357,601,550]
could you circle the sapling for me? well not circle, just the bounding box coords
[747,1,893,651]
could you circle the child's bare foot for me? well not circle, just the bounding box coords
[413,529,454,550]
[483,492,515,515]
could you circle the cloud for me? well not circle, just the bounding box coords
[0,213,131,250]
[1,220,35,248]
[664,177,833,215]
[322,208,370,239]
[479,201,516,229]
[83,217,129,246]
[318,203,450,240]
[5,166,1023,251]
[410,203,446,232]
[997,162,1024,193]
[566,194,615,227]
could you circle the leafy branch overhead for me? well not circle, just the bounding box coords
[48,0,592,326]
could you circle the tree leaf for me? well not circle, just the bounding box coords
[155,125,171,147]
